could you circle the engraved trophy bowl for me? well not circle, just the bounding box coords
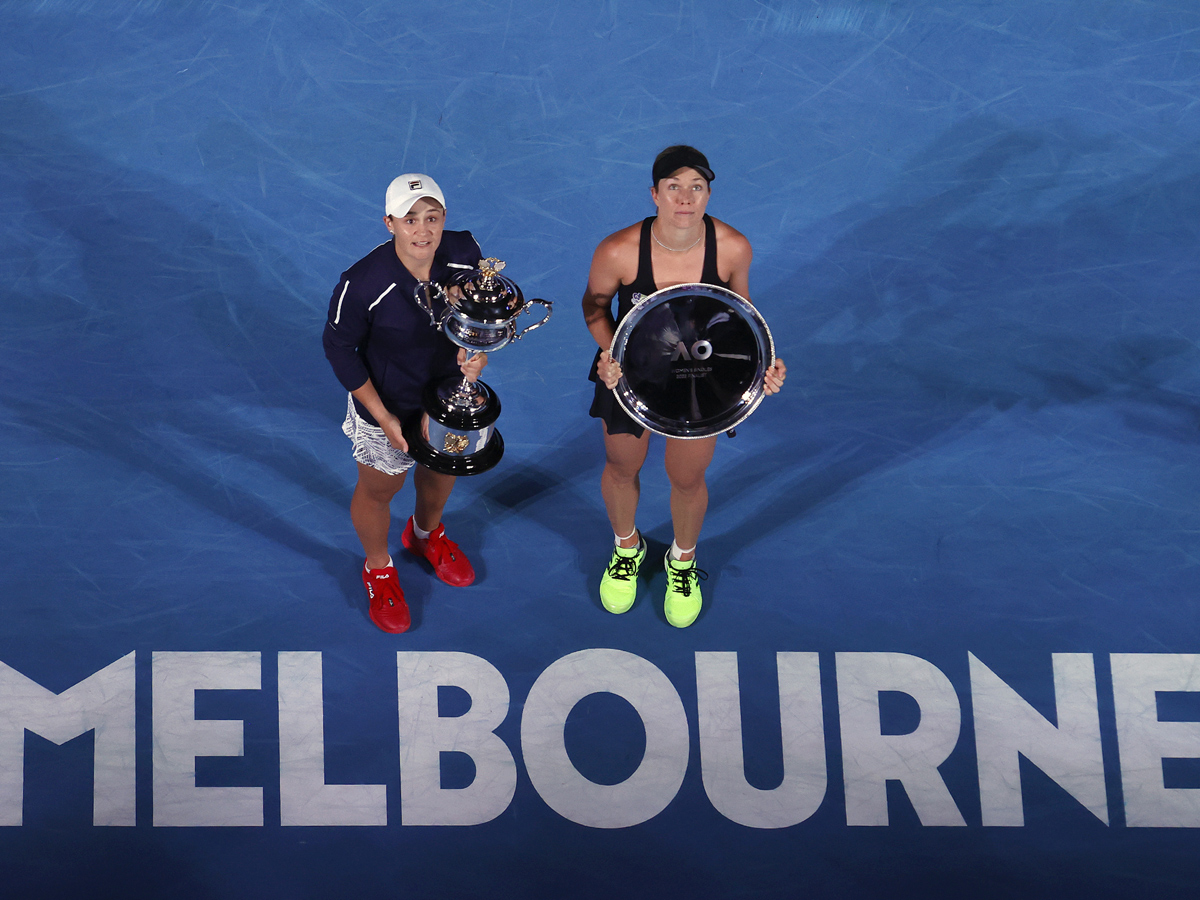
[610,283,774,439]
[404,258,553,475]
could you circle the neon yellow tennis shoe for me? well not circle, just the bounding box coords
[599,539,646,614]
[663,553,708,628]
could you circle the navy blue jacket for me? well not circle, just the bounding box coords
[322,231,482,425]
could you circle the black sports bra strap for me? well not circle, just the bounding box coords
[636,217,655,289]
[700,214,724,287]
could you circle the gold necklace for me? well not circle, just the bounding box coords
[651,222,703,253]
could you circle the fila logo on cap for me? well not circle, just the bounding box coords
[409,180,422,190]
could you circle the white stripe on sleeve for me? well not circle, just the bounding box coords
[368,283,396,311]
[332,279,350,325]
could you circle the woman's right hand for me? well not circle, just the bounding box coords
[380,414,409,453]
[597,349,624,390]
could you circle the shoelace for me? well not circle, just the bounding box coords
[605,552,641,581]
[667,561,708,597]
[427,532,460,564]
[367,573,399,606]
[367,585,400,614]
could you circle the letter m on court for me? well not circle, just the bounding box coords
[0,654,136,826]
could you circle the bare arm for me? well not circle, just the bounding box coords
[581,229,637,389]
[715,219,753,301]
[581,235,629,349]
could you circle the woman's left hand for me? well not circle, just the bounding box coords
[764,358,786,395]
[458,348,488,382]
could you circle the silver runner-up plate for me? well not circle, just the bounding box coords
[610,283,775,438]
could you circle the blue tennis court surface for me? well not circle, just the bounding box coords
[2,1,1200,897]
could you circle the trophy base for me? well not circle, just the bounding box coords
[402,377,505,476]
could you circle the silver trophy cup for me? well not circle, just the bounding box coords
[404,258,552,475]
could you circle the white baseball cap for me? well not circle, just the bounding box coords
[385,174,446,217]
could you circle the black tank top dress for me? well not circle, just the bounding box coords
[588,214,729,438]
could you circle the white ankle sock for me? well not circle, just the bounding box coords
[366,556,395,572]
[669,540,695,562]
[614,526,638,546]
[413,521,432,540]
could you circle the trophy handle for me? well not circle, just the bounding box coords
[514,298,553,339]
[414,281,449,327]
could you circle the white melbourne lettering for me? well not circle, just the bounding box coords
[697,652,826,828]
[0,654,135,826]
[3,649,1198,829]
[522,649,689,828]
[1112,653,1200,827]
[972,652,1108,826]
[397,652,516,826]
[837,652,966,826]
[279,652,387,826]
[152,651,263,827]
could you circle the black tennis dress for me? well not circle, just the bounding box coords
[588,214,729,438]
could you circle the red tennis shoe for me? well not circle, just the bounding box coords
[362,563,410,633]
[401,517,475,587]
